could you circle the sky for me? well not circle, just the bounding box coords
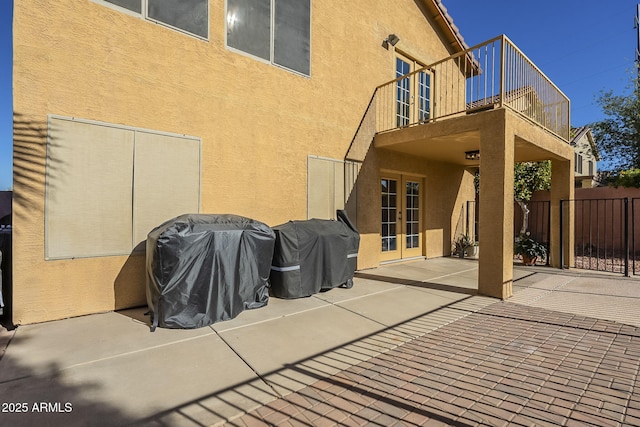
[1,1,11,190]
[443,0,639,127]
[0,1,639,189]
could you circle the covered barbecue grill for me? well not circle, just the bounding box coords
[270,210,359,299]
[146,214,276,330]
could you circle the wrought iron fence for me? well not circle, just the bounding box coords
[562,198,632,275]
[514,200,550,265]
[630,198,640,275]
[468,196,640,275]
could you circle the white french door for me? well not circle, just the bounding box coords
[396,54,431,127]
[381,174,423,262]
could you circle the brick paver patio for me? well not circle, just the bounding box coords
[225,302,640,426]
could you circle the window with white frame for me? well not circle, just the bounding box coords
[100,0,208,38]
[226,0,311,76]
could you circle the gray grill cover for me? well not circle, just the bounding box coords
[146,214,276,330]
[270,210,359,299]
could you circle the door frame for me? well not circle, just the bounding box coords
[380,172,424,262]
[395,52,432,127]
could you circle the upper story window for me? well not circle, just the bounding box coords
[226,0,311,76]
[102,0,209,39]
[575,153,583,174]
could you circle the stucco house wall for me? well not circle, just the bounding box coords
[571,127,598,188]
[12,0,474,324]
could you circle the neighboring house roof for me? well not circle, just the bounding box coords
[466,86,540,110]
[571,126,600,160]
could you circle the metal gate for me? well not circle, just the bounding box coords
[631,198,640,275]
[473,197,640,276]
[561,198,633,276]
[514,200,550,265]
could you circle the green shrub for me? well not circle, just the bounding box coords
[514,233,546,261]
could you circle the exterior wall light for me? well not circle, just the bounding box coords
[382,34,400,49]
[465,150,480,161]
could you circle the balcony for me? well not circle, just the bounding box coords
[348,35,575,301]
[374,35,570,144]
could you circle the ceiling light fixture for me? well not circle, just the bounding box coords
[465,150,480,161]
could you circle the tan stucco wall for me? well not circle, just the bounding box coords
[476,109,573,298]
[353,147,476,270]
[13,0,461,324]
[423,163,476,258]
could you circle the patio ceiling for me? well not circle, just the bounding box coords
[376,129,481,166]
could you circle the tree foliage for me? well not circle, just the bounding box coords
[513,161,551,235]
[514,161,551,202]
[615,168,640,187]
[600,168,640,188]
[474,161,552,200]
[592,77,640,170]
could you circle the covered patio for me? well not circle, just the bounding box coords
[368,35,575,299]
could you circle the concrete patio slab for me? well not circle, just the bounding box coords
[0,328,273,427]
[0,310,214,383]
[336,286,466,332]
[210,294,329,333]
[310,278,403,304]
[217,304,386,396]
[0,324,13,360]
[525,291,640,326]
[422,274,478,292]
[510,268,640,326]
[561,274,640,297]
[375,258,479,281]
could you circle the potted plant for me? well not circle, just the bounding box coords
[514,233,546,265]
[453,234,478,258]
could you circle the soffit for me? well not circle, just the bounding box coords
[421,0,470,54]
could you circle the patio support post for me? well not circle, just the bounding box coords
[478,114,514,299]
[549,159,574,268]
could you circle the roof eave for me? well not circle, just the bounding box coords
[428,0,469,54]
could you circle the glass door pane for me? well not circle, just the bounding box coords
[417,72,431,122]
[405,181,420,249]
[395,54,430,127]
[381,178,397,252]
[396,58,411,127]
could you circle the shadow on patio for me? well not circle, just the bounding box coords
[2,258,637,426]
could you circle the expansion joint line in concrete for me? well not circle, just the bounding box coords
[0,327,16,364]
[300,267,483,344]
[211,328,284,399]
